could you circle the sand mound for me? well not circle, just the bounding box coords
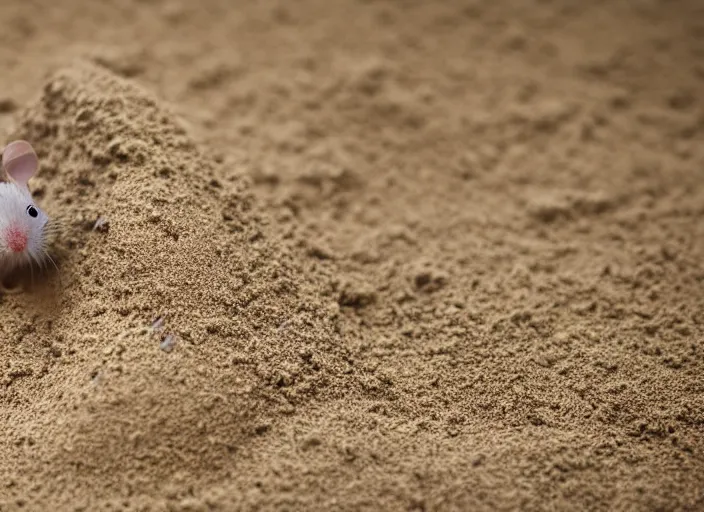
[0,61,357,508]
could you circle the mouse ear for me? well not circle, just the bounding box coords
[2,140,39,188]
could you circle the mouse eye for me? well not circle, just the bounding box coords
[26,205,38,218]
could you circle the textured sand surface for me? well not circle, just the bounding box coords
[0,1,703,510]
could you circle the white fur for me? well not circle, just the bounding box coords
[0,182,49,274]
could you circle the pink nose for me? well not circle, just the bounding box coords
[7,227,27,253]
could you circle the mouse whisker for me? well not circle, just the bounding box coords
[29,256,35,288]
[43,250,62,289]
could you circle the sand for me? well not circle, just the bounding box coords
[0,0,703,510]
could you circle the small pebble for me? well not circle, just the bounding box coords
[93,216,110,232]
[151,316,165,331]
[160,334,177,353]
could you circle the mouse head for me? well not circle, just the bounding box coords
[0,141,49,266]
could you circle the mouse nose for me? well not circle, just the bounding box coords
[6,227,28,253]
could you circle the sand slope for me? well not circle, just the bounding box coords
[1,61,356,509]
[0,0,703,510]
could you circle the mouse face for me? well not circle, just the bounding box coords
[0,182,49,268]
[0,140,50,274]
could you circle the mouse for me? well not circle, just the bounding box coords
[0,140,52,281]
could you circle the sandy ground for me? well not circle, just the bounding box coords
[0,0,703,510]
